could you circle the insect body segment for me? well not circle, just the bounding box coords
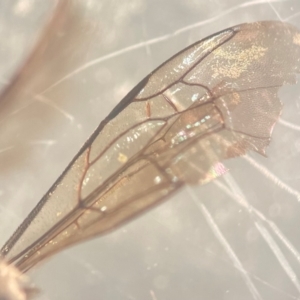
[1,21,300,273]
[0,260,36,300]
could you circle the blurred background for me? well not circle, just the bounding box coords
[0,0,299,299]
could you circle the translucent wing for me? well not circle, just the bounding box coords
[2,21,300,272]
[0,0,87,158]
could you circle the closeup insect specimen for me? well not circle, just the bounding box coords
[0,0,300,297]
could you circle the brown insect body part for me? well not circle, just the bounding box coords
[1,21,300,273]
[0,260,37,300]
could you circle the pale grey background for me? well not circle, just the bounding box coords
[0,0,300,299]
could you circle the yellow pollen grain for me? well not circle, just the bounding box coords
[212,45,267,79]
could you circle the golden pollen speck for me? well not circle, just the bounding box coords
[294,33,300,46]
[118,152,128,163]
[212,45,267,78]
[100,206,107,212]
[231,92,241,106]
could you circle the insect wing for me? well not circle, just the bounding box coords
[2,21,300,272]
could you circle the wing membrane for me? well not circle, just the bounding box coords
[1,21,300,272]
[0,0,89,168]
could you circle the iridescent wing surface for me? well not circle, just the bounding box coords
[1,21,300,272]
